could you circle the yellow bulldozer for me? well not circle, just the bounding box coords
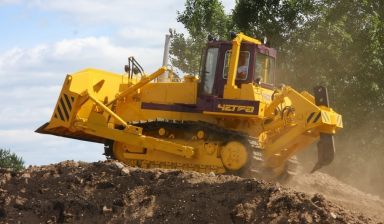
[36,32,342,182]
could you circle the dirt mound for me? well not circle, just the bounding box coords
[1,160,383,223]
[287,167,384,223]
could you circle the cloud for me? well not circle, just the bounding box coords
[0,36,165,89]
[1,0,190,52]
[0,0,22,5]
[0,86,59,129]
[0,35,166,130]
[30,0,185,27]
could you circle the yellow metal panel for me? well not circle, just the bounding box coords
[300,91,315,104]
[258,102,266,117]
[115,97,143,122]
[141,82,197,104]
[223,85,241,99]
[263,124,306,161]
[141,83,167,103]
[165,83,197,104]
[239,84,256,100]
[69,68,122,97]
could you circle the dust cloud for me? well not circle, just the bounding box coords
[295,117,384,201]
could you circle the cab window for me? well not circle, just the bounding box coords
[254,53,275,85]
[223,51,250,80]
[203,48,219,94]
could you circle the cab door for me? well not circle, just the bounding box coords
[215,44,255,97]
[200,47,220,96]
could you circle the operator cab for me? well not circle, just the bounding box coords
[199,37,277,98]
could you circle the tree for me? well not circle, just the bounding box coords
[170,0,315,76]
[232,0,314,48]
[170,0,233,76]
[0,149,25,171]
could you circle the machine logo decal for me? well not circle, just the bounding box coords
[217,104,255,113]
[55,94,74,121]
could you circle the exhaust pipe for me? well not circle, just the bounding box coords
[160,28,174,82]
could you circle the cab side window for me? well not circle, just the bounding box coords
[254,53,275,85]
[223,51,250,80]
[203,48,219,94]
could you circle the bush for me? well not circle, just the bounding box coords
[0,149,26,171]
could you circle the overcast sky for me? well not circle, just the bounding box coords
[0,0,236,167]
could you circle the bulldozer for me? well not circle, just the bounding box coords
[36,32,342,182]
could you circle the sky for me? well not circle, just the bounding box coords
[0,0,236,167]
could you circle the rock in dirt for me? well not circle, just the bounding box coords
[102,205,113,214]
[114,162,124,169]
[121,167,130,176]
[20,173,30,179]
[15,196,27,207]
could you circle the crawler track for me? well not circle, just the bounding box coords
[105,118,298,182]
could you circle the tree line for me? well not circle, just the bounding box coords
[170,0,384,197]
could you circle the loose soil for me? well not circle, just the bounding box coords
[1,160,383,224]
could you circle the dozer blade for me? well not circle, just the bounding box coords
[35,122,105,144]
[311,133,335,173]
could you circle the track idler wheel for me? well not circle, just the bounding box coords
[112,141,128,162]
[104,140,144,166]
[221,140,252,176]
[104,140,127,161]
